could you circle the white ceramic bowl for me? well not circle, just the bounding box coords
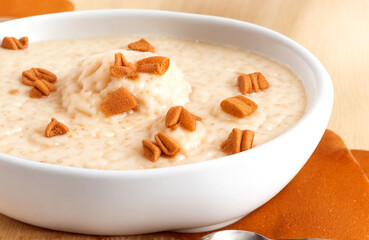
[0,10,333,235]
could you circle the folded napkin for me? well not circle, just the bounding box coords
[149,130,369,240]
[352,150,369,177]
[0,0,73,18]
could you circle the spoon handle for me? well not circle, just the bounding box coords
[282,239,334,240]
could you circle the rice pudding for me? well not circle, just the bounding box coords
[0,37,306,170]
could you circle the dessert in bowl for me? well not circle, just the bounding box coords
[0,10,333,235]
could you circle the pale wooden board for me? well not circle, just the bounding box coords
[1,0,369,239]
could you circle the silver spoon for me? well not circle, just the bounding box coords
[198,230,333,240]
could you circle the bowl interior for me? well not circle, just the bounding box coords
[0,9,333,174]
[0,10,334,235]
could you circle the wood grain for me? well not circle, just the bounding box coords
[1,0,369,239]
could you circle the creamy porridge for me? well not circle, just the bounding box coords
[0,37,306,170]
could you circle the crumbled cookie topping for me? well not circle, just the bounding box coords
[136,56,170,75]
[1,36,28,50]
[142,140,161,162]
[114,52,131,67]
[29,79,57,98]
[221,128,254,155]
[110,65,138,79]
[165,106,201,132]
[220,95,258,118]
[128,38,155,53]
[238,72,269,94]
[22,68,57,86]
[32,80,55,96]
[45,118,69,138]
[100,87,138,116]
[6,36,276,165]
[154,132,180,157]
[29,88,44,98]
[110,52,138,80]
[142,132,181,161]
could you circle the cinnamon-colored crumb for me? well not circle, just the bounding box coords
[41,79,57,91]
[1,36,28,50]
[241,130,255,151]
[238,72,269,94]
[178,108,197,132]
[45,118,69,137]
[141,132,181,162]
[154,132,180,157]
[165,106,183,128]
[33,80,51,96]
[100,87,138,116]
[22,68,57,98]
[34,68,57,83]
[8,89,19,95]
[136,63,161,75]
[142,140,162,162]
[220,95,258,118]
[110,52,138,80]
[22,69,39,86]
[128,38,155,53]
[29,87,44,98]
[136,56,170,75]
[165,106,200,132]
[221,128,243,155]
[110,65,139,80]
[22,68,57,86]
[114,52,131,67]
[29,78,57,98]
[221,128,254,155]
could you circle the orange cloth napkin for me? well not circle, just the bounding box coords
[0,0,74,18]
[145,130,369,240]
[352,150,369,177]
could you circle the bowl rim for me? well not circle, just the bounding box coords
[0,9,333,176]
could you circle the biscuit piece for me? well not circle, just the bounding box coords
[178,108,197,132]
[29,79,57,98]
[1,36,28,50]
[45,118,69,138]
[136,56,170,75]
[165,106,183,128]
[220,95,258,118]
[29,88,44,98]
[155,132,180,157]
[165,106,200,132]
[100,87,138,116]
[110,52,138,80]
[22,68,57,86]
[128,38,155,53]
[221,128,254,155]
[33,80,51,96]
[114,52,131,67]
[238,72,269,94]
[110,65,138,79]
[142,140,162,162]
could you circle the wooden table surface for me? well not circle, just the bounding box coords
[1,0,369,239]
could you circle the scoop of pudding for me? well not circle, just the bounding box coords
[60,50,191,117]
[148,115,207,156]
